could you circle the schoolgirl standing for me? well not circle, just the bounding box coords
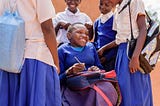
[98,0,153,105]
[94,0,117,71]
[0,0,61,106]
[53,0,93,46]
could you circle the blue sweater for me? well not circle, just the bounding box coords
[58,42,103,81]
[94,16,117,60]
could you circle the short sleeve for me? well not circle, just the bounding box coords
[0,1,3,15]
[52,13,60,27]
[52,14,60,27]
[0,0,6,15]
[131,0,145,21]
[52,12,67,27]
[84,13,93,25]
[36,0,56,23]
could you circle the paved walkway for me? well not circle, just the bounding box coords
[151,61,160,106]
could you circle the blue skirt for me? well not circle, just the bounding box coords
[115,43,153,106]
[0,59,61,106]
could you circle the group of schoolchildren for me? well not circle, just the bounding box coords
[55,0,153,106]
[53,0,116,105]
[0,0,153,106]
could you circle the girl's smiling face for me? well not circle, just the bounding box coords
[67,24,89,47]
[99,0,113,14]
[65,0,81,13]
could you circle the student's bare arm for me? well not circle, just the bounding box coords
[41,19,60,73]
[98,40,117,57]
[129,15,147,73]
[55,22,71,35]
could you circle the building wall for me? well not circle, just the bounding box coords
[52,0,100,22]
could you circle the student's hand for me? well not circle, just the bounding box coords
[55,65,60,74]
[129,56,140,73]
[97,48,104,58]
[60,22,71,30]
[84,23,93,40]
[66,63,85,75]
[84,23,92,29]
[88,66,100,72]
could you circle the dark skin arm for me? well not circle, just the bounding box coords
[55,22,71,35]
[85,23,94,40]
[54,22,61,35]
[97,40,118,57]
[41,19,60,74]
[97,41,117,63]
[66,63,85,75]
[129,15,147,73]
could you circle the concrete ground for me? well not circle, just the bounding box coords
[151,61,160,106]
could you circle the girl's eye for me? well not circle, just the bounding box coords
[100,3,104,6]
[75,31,88,36]
[67,0,80,2]
[76,31,83,34]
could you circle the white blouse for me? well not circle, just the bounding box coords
[0,0,56,67]
[53,8,92,44]
[113,0,146,45]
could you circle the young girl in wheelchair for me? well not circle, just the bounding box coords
[58,23,119,106]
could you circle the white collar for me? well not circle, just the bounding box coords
[65,7,80,16]
[99,11,113,23]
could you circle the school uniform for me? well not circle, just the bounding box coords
[94,11,117,71]
[58,42,118,106]
[113,0,153,105]
[0,0,61,106]
[53,8,92,44]
[58,42,103,81]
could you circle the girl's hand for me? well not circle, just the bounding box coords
[60,22,71,30]
[129,56,140,73]
[55,66,60,74]
[66,63,85,75]
[84,23,92,29]
[88,66,100,72]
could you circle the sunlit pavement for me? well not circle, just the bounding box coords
[151,61,160,106]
